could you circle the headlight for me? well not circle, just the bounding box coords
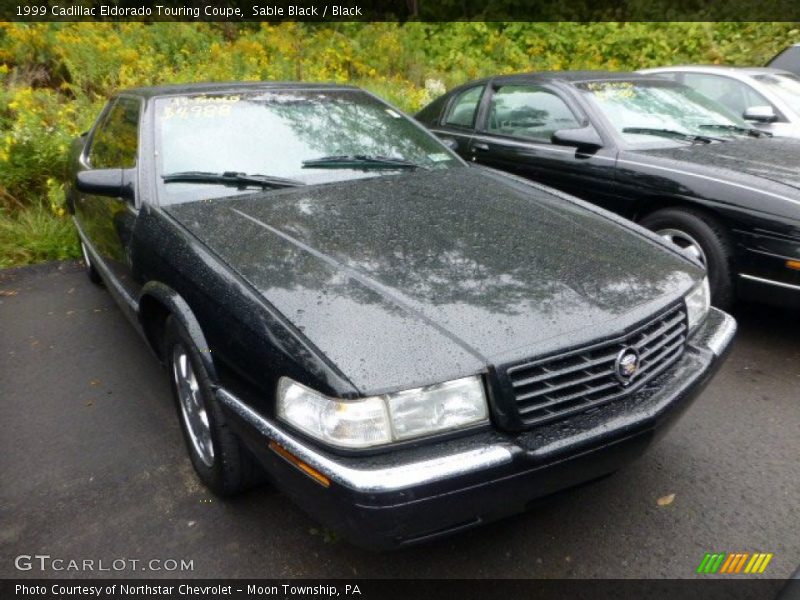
[276,376,489,449]
[685,276,710,332]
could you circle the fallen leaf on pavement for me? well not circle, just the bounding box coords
[657,493,676,506]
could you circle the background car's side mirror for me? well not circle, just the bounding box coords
[440,137,459,151]
[76,168,135,202]
[742,105,778,123]
[551,126,604,152]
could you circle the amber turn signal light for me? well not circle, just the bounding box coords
[268,441,330,488]
[786,260,800,271]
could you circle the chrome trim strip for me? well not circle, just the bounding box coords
[745,247,800,262]
[215,389,514,493]
[469,134,580,155]
[431,128,584,156]
[739,273,800,292]
[429,128,474,139]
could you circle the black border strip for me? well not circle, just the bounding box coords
[1,578,794,600]
[4,0,800,22]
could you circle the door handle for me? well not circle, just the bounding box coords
[473,142,490,151]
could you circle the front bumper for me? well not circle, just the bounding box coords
[218,307,736,550]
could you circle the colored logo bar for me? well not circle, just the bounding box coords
[697,552,773,574]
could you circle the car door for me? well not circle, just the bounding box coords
[467,83,620,208]
[74,96,142,303]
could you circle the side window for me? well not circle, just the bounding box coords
[683,73,770,117]
[487,85,580,142]
[88,98,140,169]
[444,86,484,128]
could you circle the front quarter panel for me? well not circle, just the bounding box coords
[618,148,800,224]
[131,204,358,415]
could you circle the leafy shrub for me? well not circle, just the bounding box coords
[0,202,79,268]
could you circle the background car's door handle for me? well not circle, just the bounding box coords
[473,142,490,151]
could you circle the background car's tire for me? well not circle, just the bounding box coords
[79,240,103,285]
[163,315,265,496]
[639,208,735,310]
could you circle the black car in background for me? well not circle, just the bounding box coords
[417,72,800,310]
[67,82,735,549]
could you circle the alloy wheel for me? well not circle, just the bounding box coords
[172,344,215,467]
[656,228,708,266]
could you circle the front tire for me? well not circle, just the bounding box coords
[163,316,264,496]
[79,240,102,285]
[639,208,735,310]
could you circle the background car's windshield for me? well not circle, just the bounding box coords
[576,80,749,145]
[754,73,800,115]
[155,89,461,204]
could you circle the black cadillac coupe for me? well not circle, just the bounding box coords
[67,82,735,549]
[417,71,800,310]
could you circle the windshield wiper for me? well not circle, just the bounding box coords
[162,171,304,188]
[301,155,427,170]
[621,127,718,144]
[699,124,772,138]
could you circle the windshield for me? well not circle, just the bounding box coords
[754,73,800,115]
[154,89,461,204]
[576,80,750,146]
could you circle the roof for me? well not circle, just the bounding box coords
[642,65,795,77]
[117,81,361,99]
[445,71,672,95]
[490,70,673,85]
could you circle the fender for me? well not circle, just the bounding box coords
[138,281,218,383]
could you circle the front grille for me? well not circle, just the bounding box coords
[506,303,688,427]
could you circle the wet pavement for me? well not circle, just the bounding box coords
[1,261,798,579]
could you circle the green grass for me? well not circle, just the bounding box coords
[0,205,80,269]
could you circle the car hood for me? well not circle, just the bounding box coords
[166,168,700,395]
[637,137,800,217]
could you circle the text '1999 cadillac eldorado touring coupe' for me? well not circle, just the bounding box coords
[68,82,736,549]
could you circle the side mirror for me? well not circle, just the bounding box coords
[440,137,459,151]
[551,126,604,152]
[76,168,135,202]
[743,105,777,123]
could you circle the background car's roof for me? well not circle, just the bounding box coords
[521,70,661,82]
[452,71,677,91]
[118,81,361,99]
[641,65,796,78]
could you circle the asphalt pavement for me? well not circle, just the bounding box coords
[1,261,798,579]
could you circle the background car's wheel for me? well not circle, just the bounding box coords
[639,208,735,310]
[163,316,265,496]
[79,240,103,285]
